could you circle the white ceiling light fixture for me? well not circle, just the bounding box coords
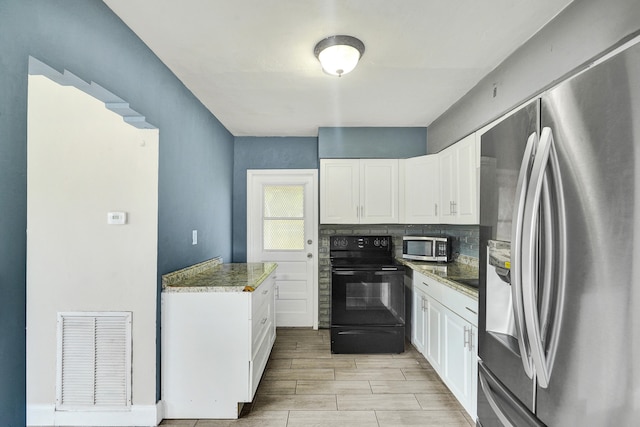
[314,35,365,77]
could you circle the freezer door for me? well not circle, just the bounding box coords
[535,40,640,425]
[477,360,544,427]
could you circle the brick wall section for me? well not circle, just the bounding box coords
[318,223,479,328]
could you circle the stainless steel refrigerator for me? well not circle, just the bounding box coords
[477,39,640,426]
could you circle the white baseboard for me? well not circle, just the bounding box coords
[27,402,164,426]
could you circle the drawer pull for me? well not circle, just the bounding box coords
[422,282,429,286]
[465,306,477,315]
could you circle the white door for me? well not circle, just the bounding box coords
[247,170,318,328]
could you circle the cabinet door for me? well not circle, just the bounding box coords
[360,159,399,223]
[455,133,479,224]
[426,297,443,372]
[320,159,359,224]
[469,325,478,420]
[402,155,440,223]
[442,307,474,414]
[438,146,456,224]
[411,288,426,354]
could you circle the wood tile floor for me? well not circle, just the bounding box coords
[160,328,475,427]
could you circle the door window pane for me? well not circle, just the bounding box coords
[263,185,305,250]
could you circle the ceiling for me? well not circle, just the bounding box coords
[103,0,574,137]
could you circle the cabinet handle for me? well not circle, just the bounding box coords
[422,281,429,287]
[435,203,438,216]
[465,306,477,315]
[463,326,470,349]
[261,317,267,325]
[262,288,269,295]
[469,328,475,352]
[275,286,279,299]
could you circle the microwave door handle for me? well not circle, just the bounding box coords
[510,131,537,379]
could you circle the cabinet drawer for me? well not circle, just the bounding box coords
[251,274,275,361]
[413,271,443,301]
[414,271,477,325]
[251,275,274,319]
[442,287,477,326]
[249,327,273,399]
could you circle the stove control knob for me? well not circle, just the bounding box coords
[374,238,380,247]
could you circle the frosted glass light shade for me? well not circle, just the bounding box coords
[314,35,365,77]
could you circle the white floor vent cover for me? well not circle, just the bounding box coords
[56,312,132,410]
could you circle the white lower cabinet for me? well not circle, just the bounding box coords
[411,271,478,419]
[442,307,477,418]
[411,286,427,354]
[161,272,276,419]
[426,297,444,373]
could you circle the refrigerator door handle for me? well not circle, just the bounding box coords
[510,131,538,378]
[538,132,567,388]
[521,127,566,388]
[479,371,516,427]
[478,361,546,427]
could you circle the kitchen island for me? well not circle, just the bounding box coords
[161,258,277,419]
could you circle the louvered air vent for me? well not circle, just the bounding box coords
[56,312,132,410]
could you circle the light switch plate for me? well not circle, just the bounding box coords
[107,212,127,225]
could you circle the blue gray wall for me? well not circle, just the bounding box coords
[428,0,640,152]
[319,127,427,158]
[0,1,233,423]
[233,137,319,262]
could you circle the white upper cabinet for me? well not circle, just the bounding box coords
[438,133,479,224]
[320,158,399,224]
[401,154,440,224]
[320,159,360,223]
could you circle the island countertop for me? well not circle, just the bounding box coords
[162,257,277,293]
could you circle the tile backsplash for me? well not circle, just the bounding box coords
[317,223,479,328]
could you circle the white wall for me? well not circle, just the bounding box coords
[26,75,159,424]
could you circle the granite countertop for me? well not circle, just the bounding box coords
[397,257,479,300]
[162,257,277,293]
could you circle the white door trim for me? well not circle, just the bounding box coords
[246,169,318,329]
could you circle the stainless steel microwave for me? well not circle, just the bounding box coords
[402,236,451,262]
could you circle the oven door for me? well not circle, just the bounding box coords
[331,268,405,326]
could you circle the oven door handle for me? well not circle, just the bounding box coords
[332,270,356,275]
[374,270,403,275]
